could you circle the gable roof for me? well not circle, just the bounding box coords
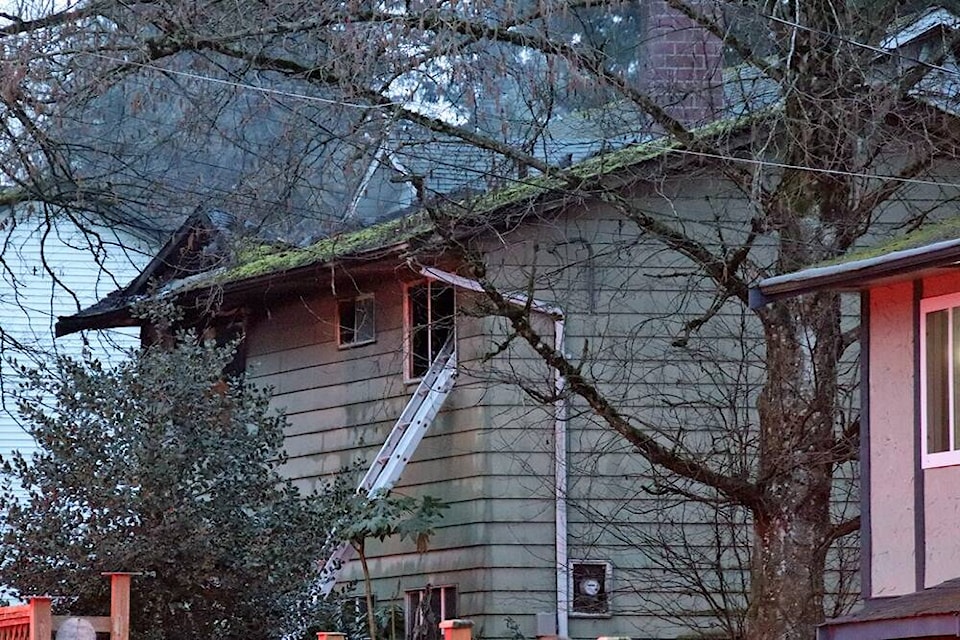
[55,112,767,337]
[55,210,234,335]
[750,216,960,307]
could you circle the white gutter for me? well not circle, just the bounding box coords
[420,267,570,637]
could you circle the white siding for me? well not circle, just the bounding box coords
[0,214,153,482]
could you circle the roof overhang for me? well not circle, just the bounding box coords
[818,578,960,640]
[750,238,960,308]
[55,241,413,336]
[818,612,960,640]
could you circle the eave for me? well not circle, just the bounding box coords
[818,577,960,640]
[56,240,412,335]
[750,238,960,308]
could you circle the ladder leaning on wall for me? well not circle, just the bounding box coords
[319,337,459,597]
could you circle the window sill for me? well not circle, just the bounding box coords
[922,450,960,469]
[338,339,376,350]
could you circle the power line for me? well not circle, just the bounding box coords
[8,10,960,214]
[84,52,394,110]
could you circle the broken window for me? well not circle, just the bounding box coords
[338,294,376,347]
[406,281,455,378]
[405,584,458,640]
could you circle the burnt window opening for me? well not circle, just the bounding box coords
[142,312,247,378]
[338,295,376,347]
[407,281,455,379]
[202,315,247,379]
[405,584,458,640]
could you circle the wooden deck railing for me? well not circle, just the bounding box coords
[0,572,132,640]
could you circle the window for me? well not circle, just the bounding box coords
[921,292,960,468]
[406,281,455,379]
[570,561,612,616]
[405,585,457,640]
[338,295,375,347]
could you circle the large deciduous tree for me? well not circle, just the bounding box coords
[4,0,960,638]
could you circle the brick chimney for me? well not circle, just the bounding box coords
[641,0,724,126]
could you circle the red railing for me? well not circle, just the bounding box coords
[0,573,131,640]
[0,603,32,640]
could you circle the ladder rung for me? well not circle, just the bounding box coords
[321,338,458,596]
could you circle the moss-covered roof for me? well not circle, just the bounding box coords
[821,216,960,267]
[208,112,765,289]
[751,216,960,307]
[217,213,433,283]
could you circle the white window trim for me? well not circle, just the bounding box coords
[920,291,960,468]
[337,294,376,349]
[403,279,456,383]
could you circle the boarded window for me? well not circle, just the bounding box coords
[338,295,375,347]
[407,281,455,378]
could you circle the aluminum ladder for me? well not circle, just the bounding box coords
[319,338,458,596]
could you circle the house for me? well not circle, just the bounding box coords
[0,209,158,491]
[751,219,960,639]
[53,101,872,639]
[51,7,960,640]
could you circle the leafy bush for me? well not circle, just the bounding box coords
[0,326,339,640]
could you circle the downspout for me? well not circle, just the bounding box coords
[420,267,570,637]
[553,317,569,638]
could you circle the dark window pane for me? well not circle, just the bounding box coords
[409,284,431,377]
[339,299,356,345]
[927,309,950,453]
[431,285,455,359]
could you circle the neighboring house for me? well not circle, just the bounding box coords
[0,209,158,488]
[751,218,960,639]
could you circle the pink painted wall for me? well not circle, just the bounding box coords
[868,282,917,597]
[924,466,960,585]
[922,271,960,586]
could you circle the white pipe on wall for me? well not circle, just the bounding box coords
[419,267,570,637]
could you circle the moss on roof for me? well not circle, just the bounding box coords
[216,213,433,283]
[822,216,960,267]
[466,110,766,216]
[209,110,768,288]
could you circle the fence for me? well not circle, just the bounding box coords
[0,573,132,640]
[318,619,475,640]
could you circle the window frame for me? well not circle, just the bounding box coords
[404,584,458,640]
[569,559,613,617]
[337,294,376,349]
[403,279,456,382]
[920,291,960,468]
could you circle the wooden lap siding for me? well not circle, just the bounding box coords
[243,278,558,635]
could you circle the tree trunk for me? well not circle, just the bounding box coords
[748,294,842,640]
[748,500,831,639]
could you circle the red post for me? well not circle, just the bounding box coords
[103,573,134,640]
[28,597,52,640]
[317,633,346,640]
[439,619,474,640]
